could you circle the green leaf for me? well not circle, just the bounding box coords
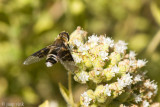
[58,83,72,105]
[39,100,49,107]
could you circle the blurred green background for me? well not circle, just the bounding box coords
[0,0,160,106]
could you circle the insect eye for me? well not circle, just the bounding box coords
[59,32,69,41]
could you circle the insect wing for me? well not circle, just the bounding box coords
[23,47,50,65]
[57,46,77,72]
[60,60,77,72]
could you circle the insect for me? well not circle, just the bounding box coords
[23,32,77,72]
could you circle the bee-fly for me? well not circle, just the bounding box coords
[23,32,77,72]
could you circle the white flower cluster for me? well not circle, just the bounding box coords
[99,51,109,61]
[78,71,89,83]
[135,94,142,103]
[137,59,148,68]
[144,79,158,94]
[117,73,133,90]
[81,92,92,106]
[104,84,111,96]
[111,65,119,74]
[114,40,128,54]
[68,27,158,107]
[143,100,150,107]
[134,74,142,82]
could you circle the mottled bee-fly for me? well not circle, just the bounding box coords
[23,32,77,72]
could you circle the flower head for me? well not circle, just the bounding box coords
[114,40,128,54]
[135,94,142,103]
[99,51,109,61]
[134,74,142,83]
[104,84,111,96]
[111,65,119,74]
[99,36,114,47]
[143,100,150,107]
[72,53,82,63]
[67,27,158,107]
[73,39,82,47]
[78,71,89,83]
[137,59,148,68]
[129,51,136,59]
[88,35,99,47]
[81,92,92,106]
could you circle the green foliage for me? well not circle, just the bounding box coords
[0,0,159,106]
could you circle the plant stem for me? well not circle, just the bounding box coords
[68,71,74,106]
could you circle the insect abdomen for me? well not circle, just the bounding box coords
[46,54,58,67]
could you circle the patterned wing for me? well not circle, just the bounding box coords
[57,47,73,61]
[23,47,50,65]
[57,47,77,72]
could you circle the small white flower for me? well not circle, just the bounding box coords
[95,70,100,75]
[143,100,150,107]
[79,44,89,55]
[81,92,92,106]
[137,59,148,68]
[154,88,158,94]
[114,40,127,53]
[151,82,158,90]
[79,71,89,83]
[144,80,158,93]
[129,51,136,59]
[117,73,133,89]
[101,37,114,47]
[123,73,133,86]
[72,54,82,63]
[110,72,116,77]
[134,74,142,82]
[79,45,89,52]
[73,39,82,47]
[146,91,153,98]
[111,65,119,74]
[134,94,142,103]
[88,35,99,43]
[88,35,99,47]
[99,51,109,61]
[129,59,137,67]
[106,37,114,47]
[144,80,151,88]
[117,78,126,90]
[150,81,158,91]
[114,40,128,54]
[104,84,111,96]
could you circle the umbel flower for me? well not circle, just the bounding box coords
[67,27,158,107]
